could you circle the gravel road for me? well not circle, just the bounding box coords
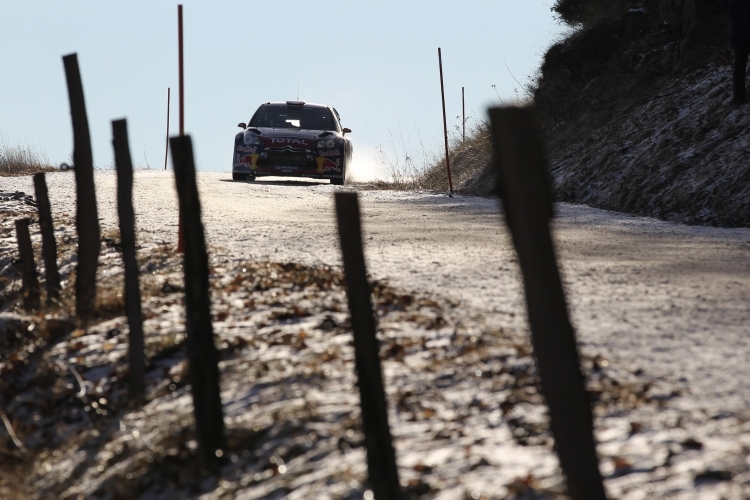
[4,170,749,415]
[4,170,750,497]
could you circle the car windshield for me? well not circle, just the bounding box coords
[249,107,335,131]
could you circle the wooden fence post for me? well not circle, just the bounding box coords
[15,219,40,310]
[33,173,61,303]
[488,107,607,500]
[170,135,226,469]
[112,119,146,406]
[62,53,100,319]
[334,192,401,500]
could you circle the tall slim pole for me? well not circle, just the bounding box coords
[164,87,171,170]
[462,86,466,142]
[178,6,184,136]
[177,5,185,253]
[438,48,454,197]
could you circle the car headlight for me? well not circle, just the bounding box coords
[317,139,337,148]
[244,133,262,146]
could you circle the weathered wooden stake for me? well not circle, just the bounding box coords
[334,192,401,500]
[112,119,146,405]
[170,135,225,468]
[63,53,100,319]
[15,219,40,310]
[489,107,607,500]
[33,173,61,303]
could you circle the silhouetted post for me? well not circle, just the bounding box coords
[334,192,401,500]
[462,86,466,142]
[438,47,454,197]
[170,135,225,469]
[164,87,171,170]
[63,53,100,319]
[15,219,40,310]
[176,4,185,254]
[33,173,61,303]
[489,106,607,500]
[112,119,146,406]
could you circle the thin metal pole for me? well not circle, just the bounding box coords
[438,48,454,197]
[177,5,185,253]
[462,86,466,142]
[178,6,184,136]
[164,87,170,170]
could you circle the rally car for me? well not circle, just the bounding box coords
[232,101,352,184]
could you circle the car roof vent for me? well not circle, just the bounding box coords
[286,100,306,108]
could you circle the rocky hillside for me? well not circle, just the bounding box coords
[433,0,750,227]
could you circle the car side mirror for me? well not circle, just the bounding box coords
[342,127,352,135]
[238,122,247,129]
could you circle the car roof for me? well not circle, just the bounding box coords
[260,102,330,110]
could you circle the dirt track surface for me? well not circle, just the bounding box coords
[3,170,750,498]
[4,170,750,412]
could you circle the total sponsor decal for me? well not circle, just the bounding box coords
[236,145,257,153]
[267,138,310,147]
[235,153,259,170]
[317,149,341,157]
[315,157,341,173]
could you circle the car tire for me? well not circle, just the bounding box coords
[330,164,346,185]
[248,176,256,182]
[232,172,248,181]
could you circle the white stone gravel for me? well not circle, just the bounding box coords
[1,170,750,498]
[4,170,748,412]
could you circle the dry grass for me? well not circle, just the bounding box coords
[416,122,494,194]
[0,138,56,177]
[370,127,437,190]
[370,121,496,195]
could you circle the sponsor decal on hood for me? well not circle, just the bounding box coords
[265,137,311,147]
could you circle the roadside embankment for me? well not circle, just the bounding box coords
[425,1,750,227]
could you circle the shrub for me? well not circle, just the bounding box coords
[552,0,638,27]
[0,139,55,177]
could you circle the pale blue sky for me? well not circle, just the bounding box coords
[0,1,564,179]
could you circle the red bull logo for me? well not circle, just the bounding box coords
[316,157,341,173]
[237,153,259,169]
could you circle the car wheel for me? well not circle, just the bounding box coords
[248,176,256,182]
[232,172,248,181]
[330,164,346,185]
